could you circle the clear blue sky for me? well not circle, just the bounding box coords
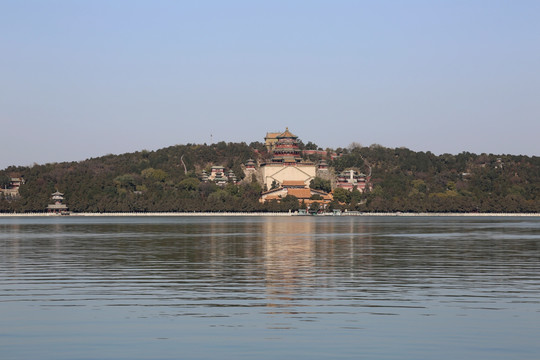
[1,1,539,169]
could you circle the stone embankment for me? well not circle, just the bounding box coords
[340,212,540,217]
[0,212,293,217]
[0,212,539,217]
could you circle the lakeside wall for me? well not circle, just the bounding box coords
[0,212,292,217]
[0,212,539,217]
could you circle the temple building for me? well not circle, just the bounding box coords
[47,191,69,214]
[245,159,256,170]
[260,180,333,207]
[227,169,237,183]
[201,166,237,186]
[260,128,316,190]
[0,177,25,198]
[335,169,369,192]
[201,170,209,182]
[268,128,305,165]
[317,160,329,171]
[264,132,282,151]
[242,158,259,183]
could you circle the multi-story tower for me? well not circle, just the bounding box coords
[270,128,303,165]
[47,191,69,214]
[260,128,316,189]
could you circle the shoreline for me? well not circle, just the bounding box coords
[0,212,539,217]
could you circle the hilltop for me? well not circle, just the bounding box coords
[1,140,539,213]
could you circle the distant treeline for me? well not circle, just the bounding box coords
[1,142,539,213]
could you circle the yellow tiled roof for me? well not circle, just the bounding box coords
[265,132,281,140]
[278,127,297,139]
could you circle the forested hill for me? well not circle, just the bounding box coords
[333,145,540,213]
[1,142,539,213]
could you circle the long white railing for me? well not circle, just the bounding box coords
[0,212,293,217]
[0,212,539,217]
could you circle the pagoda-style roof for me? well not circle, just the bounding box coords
[277,127,297,139]
[265,132,281,140]
[51,192,65,201]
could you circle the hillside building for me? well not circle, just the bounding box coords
[264,132,282,151]
[260,181,333,209]
[245,159,256,170]
[201,166,237,186]
[335,169,369,192]
[260,128,316,190]
[0,177,25,198]
[317,160,329,171]
[47,191,69,214]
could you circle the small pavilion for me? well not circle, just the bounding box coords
[47,191,69,214]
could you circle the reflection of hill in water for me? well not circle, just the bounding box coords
[3,216,540,360]
[3,217,374,286]
[4,217,539,298]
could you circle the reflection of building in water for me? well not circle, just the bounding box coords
[3,223,22,265]
[203,220,266,276]
[261,218,374,312]
[262,218,316,307]
[315,218,373,274]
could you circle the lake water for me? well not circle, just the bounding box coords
[1,216,540,360]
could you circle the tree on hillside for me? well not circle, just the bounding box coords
[332,187,351,203]
[1,141,539,213]
[304,141,319,150]
[281,195,299,211]
[310,177,331,193]
[0,174,11,188]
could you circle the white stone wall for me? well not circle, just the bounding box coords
[260,164,316,189]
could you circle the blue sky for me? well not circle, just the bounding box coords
[1,1,539,169]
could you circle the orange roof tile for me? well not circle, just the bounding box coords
[282,180,306,187]
[261,187,284,195]
[287,188,312,199]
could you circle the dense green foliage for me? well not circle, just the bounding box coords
[310,177,331,193]
[329,145,540,213]
[1,142,539,213]
[0,142,267,212]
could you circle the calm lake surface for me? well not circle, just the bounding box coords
[1,216,540,360]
